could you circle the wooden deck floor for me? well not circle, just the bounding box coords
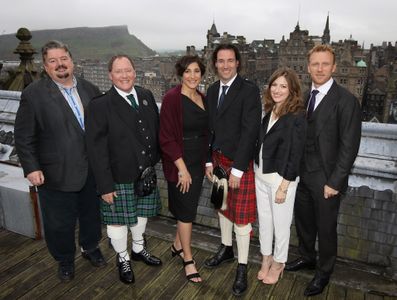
[0,227,396,300]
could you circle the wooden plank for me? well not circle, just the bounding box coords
[0,238,47,274]
[283,273,306,299]
[156,250,212,299]
[0,247,56,299]
[327,282,347,299]
[365,294,385,300]
[0,227,394,300]
[346,288,365,300]
[20,236,117,299]
[0,230,34,256]
[180,258,236,300]
[250,280,275,300]
[138,248,201,299]
[266,270,295,299]
[0,240,51,287]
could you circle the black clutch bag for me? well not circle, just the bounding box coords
[210,166,228,210]
[134,166,157,197]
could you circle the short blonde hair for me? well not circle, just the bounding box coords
[307,44,336,65]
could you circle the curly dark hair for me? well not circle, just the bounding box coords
[264,67,305,117]
[175,55,206,77]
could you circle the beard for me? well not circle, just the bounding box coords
[56,72,70,79]
[55,65,70,79]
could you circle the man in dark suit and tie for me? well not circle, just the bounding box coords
[204,43,262,296]
[285,44,362,296]
[14,40,105,282]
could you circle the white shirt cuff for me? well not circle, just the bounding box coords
[205,162,213,167]
[231,168,243,178]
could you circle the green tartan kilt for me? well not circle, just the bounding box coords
[101,183,161,226]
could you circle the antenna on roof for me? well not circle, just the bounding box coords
[297,3,301,25]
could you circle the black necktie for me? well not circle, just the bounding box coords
[307,89,319,118]
[126,94,139,110]
[217,85,228,109]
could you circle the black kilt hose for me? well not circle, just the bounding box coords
[101,183,161,226]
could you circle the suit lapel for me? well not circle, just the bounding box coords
[46,78,84,134]
[260,112,271,143]
[76,79,90,109]
[208,81,220,121]
[262,112,286,138]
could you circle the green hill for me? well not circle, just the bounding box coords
[0,25,156,61]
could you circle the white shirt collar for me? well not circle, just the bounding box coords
[220,74,238,89]
[114,85,137,99]
[311,77,334,95]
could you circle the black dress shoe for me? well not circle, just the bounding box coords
[131,248,162,266]
[117,254,134,284]
[82,247,107,267]
[304,275,329,296]
[232,263,248,296]
[204,244,234,268]
[285,257,315,271]
[58,261,75,282]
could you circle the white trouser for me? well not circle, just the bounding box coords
[255,171,298,263]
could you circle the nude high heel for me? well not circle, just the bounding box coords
[257,255,273,280]
[262,262,285,284]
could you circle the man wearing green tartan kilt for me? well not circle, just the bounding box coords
[86,54,162,284]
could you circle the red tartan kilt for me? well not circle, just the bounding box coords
[212,151,256,224]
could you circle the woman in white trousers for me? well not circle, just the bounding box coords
[254,67,307,284]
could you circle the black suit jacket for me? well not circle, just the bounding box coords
[255,111,306,181]
[85,86,160,195]
[207,75,262,171]
[14,76,101,192]
[304,81,362,192]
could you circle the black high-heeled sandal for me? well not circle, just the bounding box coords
[171,244,183,259]
[183,260,201,283]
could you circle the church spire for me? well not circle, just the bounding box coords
[322,13,330,44]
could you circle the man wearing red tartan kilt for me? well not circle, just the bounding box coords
[204,44,262,296]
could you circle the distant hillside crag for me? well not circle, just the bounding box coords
[0,25,155,60]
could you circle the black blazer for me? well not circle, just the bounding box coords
[207,75,262,171]
[304,81,362,192]
[255,111,307,181]
[85,86,160,195]
[14,76,101,192]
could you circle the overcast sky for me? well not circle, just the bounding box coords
[2,0,396,51]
